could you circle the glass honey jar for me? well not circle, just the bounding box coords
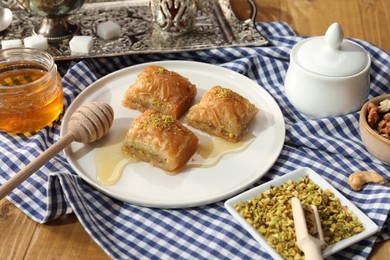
[0,48,64,134]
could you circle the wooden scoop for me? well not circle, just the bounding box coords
[291,197,325,260]
[0,101,114,199]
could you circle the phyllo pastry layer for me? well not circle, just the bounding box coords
[122,109,198,172]
[122,65,197,118]
[185,86,259,142]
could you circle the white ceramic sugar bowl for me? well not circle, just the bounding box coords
[285,22,371,118]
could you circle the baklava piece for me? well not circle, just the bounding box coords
[122,65,197,118]
[185,86,259,142]
[122,109,198,172]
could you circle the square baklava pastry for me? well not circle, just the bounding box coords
[185,86,259,142]
[122,65,197,118]
[122,109,198,172]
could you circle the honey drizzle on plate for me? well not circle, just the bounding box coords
[95,132,255,186]
[183,133,255,169]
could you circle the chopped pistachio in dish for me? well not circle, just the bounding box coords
[233,176,365,260]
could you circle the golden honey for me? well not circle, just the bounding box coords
[0,48,63,134]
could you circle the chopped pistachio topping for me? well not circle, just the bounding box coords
[151,99,163,108]
[154,67,178,76]
[153,114,175,127]
[212,88,233,99]
[139,112,176,130]
[155,67,166,74]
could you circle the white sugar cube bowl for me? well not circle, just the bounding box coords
[224,167,379,259]
[284,23,371,118]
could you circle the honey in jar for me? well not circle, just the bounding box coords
[0,48,63,134]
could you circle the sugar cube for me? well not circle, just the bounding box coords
[69,35,93,54]
[1,39,23,49]
[23,35,48,50]
[97,21,121,40]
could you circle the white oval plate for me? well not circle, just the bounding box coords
[62,60,285,208]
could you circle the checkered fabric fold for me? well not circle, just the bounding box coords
[1,22,389,259]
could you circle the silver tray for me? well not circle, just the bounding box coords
[0,0,269,60]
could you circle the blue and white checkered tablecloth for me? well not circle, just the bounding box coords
[1,22,389,259]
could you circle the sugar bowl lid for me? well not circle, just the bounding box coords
[292,22,370,77]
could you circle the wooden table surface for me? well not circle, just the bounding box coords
[1,0,390,259]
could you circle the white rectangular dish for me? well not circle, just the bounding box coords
[224,167,379,259]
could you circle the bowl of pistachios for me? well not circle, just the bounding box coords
[224,167,379,260]
[359,94,390,165]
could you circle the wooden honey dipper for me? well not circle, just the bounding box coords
[0,101,114,199]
